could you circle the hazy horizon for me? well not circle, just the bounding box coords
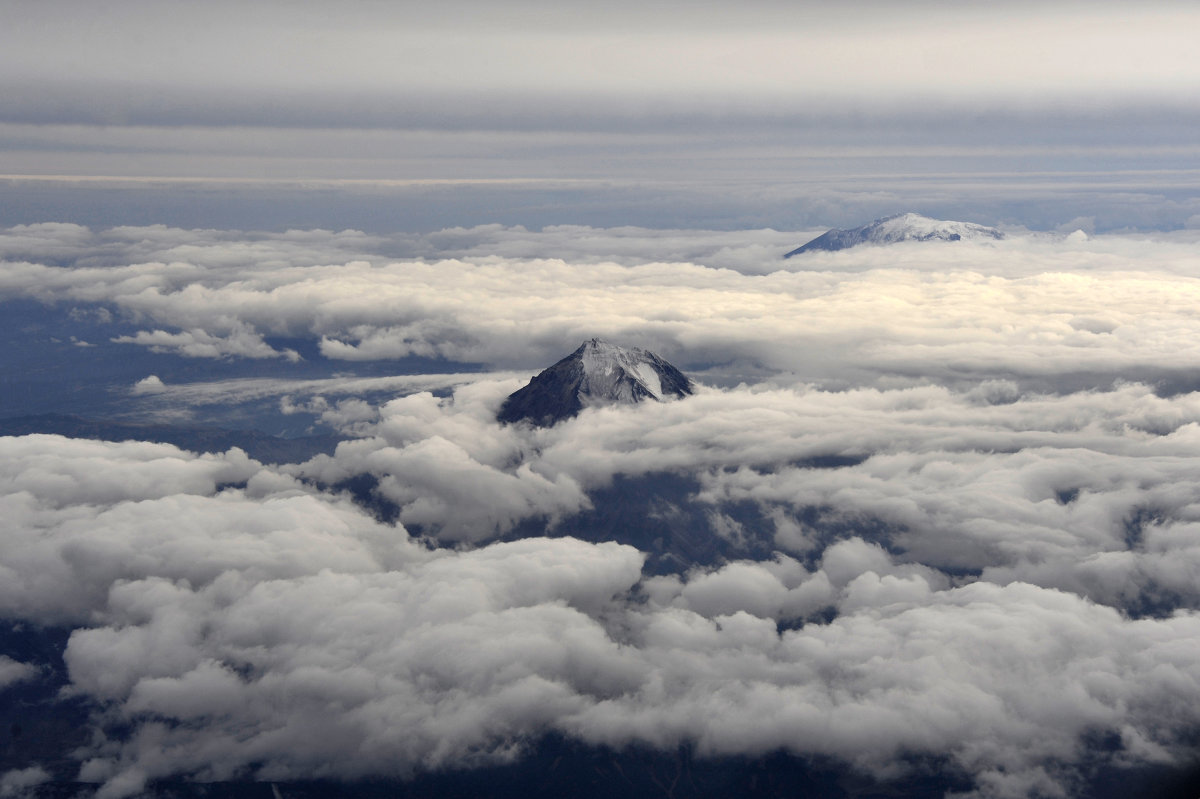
[3,1,1200,233]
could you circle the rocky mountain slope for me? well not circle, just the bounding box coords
[497,339,693,426]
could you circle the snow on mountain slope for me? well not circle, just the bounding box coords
[785,212,1004,257]
[498,339,693,426]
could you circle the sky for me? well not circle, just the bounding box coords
[2,0,1200,231]
[5,4,1200,799]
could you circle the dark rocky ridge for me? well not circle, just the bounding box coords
[0,413,340,463]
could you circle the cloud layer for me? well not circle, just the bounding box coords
[5,432,1200,799]
[7,224,1200,797]
[6,222,1200,384]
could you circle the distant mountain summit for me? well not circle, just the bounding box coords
[498,339,693,426]
[785,212,1004,257]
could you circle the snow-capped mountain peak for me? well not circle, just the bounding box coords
[498,338,693,426]
[785,212,1004,257]
[579,338,667,401]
